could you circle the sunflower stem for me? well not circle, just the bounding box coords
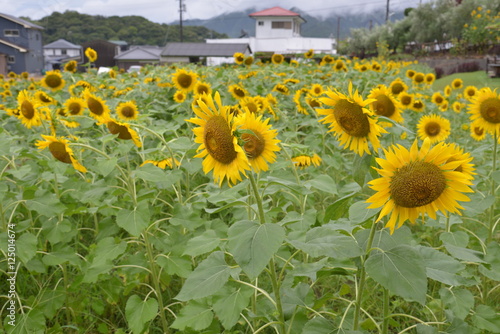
[487,131,498,244]
[382,287,390,334]
[143,230,170,334]
[353,218,379,331]
[248,172,286,334]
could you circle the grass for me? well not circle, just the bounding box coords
[433,70,500,91]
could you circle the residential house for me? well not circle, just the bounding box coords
[160,42,251,66]
[0,12,44,75]
[43,38,82,71]
[114,45,162,71]
[206,7,336,56]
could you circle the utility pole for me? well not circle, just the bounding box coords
[179,0,185,42]
[385,0,390,22]
[336,16,341,53]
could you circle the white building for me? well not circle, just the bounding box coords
[43,38,82,70]
[206,6,336,56]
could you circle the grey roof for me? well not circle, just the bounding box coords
[161,43,251,57]
[0,38,27,52]
[114,46,162,60]
[44,38,81,49]
[0,13,44,30]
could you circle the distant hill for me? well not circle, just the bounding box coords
[27,10,228,46]
[173,6,406,40]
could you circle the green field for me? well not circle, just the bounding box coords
[433,70,500,91]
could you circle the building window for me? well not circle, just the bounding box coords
[258,21,264,26]
[4,29,20,37]
[271,21,292,29]
[7,55,15,63]
[61,49,67,55]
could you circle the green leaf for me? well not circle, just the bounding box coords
[175,251,231,301]
[352,153,373,186]
[171,300,214,331]
[125,295,158,334]
[479,241,500,281]
[472,305,500,333]
[440,231,469,248]
[416,324,438,334]
[228,220,285,279]
[416,246,467,286]
[44,219,74,245]
[439,288,474,320]
[323,192,357,223]
[95,157,117,176]
[290,225,363,259]
[302,317,336,334]
[83,237,127,283]
[39,289,65,319]
[348,200,379,224]
[26,194,66,217]
[183,230,220,257]
[157,255,192,278]
[16,232,38,264]
[304,174,338,195]
[168,136,194,150]
[365,245,427,304]
[213,286,253,329]
[116,205,150,236]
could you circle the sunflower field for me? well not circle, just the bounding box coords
[0,48,500,334]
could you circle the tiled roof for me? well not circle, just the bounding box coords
[161,43,251,57]
[44,39,81,49]
[249,7,300,17]
[115,46,162,60]
[0,13,44,29]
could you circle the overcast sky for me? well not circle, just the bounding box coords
[5,0,427,24]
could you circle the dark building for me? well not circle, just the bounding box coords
[81,40,121,68]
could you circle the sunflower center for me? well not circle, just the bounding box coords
[466,89,476,97]
[390,161,446,208]
[45,74,62,88]
[333,99,371,137]
[107,121,132,140]
[414,74,424,83]
[87,96,104,115]
[21,100,35,119]
[197,85,209,95]
[474,126,484,136]
[391,83,404,95]
[68,102,82,115]
[401,95,412,106]
[307,99,321,108]
[480,97,500,123]
[39,93,52,103]
[234,87,245,98]
[48,142,72,164]
[425,121,441,136]
[373,95,395,117]
[177,73,193,89]
[241,132,265,159]
[204,115,237,164]
[434,96,443,104]
[121,106,135,118]
[245,102,258,113]
[413,101,423,109]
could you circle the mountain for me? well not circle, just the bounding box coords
[173,6,406,40]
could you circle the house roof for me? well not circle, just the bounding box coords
[249,6,300,17]
[0,38,27,52]
[115,46,162,60]
[0,13,44,29]
[161,43,251,57]
[44,39,81,49]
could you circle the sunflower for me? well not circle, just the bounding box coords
[194,81,212,96]
[64,97,85,116]
[470,120,486,141]
[141,157,180,169]
[64,60,78,73]
[234,111,280,172]
[83,89,110,121]
[468,87,500,135]
[444,85,452,97]
[320,55,334,66]
[172,69,198,92]
[304,49,314,58]
[272,83,290,95]
[417,114,451,143]
[463,85,478,101]
[41,70,65,91]
[239,96,265,114]
[309,84,324,96]
[398,92,414,109]
[114,101,138,121]
[367,139,474,233]
[271,53,284,65]
[412,72,426,85]
[186,92,250,186]
[389,78,408,96]
[17,90,42,128]
[305,95,321,109]
[233,52,245,64]
[293,89,309,115]
[411,100,425,112]
[452,101,463,113]
[406,69,416,79]
[334,59,347,72]
[451,78,463,90]
[317,82,387,156]
[85,47,98,62]
[105,118,142,147]
[244,56,254,66]
[35,90,56,105]
[425,73,436,85]
[292,153,322,169]
[228,84,248,100]
[368,85,404,123]
[431,92,446,106]
[173,90,187,103]
[35,135,87,173]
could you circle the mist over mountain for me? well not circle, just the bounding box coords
[171,6,406,40]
